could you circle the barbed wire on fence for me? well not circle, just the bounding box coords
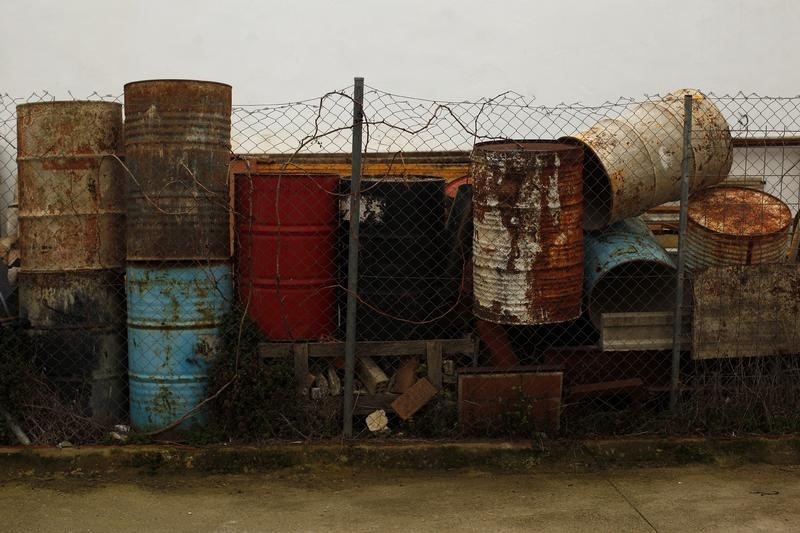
[2,85,800,444]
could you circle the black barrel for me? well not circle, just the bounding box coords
[18,270,127,423]
[339,175,448,341]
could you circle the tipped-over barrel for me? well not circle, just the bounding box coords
[583,217,677,329]
[566,89,732,230]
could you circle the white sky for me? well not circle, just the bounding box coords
[3,0,799,104]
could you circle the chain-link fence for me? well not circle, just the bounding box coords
[1,81,800,444]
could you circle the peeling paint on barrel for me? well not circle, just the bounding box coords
[124,80,232,260]
[126,263,232,431]
[565,88,733,230]
[472,141,583,325]
[583,217,676,329]
[16,101,125,271]
[685,186,791,270]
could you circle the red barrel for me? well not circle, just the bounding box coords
[236,173,339,340]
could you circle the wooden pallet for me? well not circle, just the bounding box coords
[258,337,477,414]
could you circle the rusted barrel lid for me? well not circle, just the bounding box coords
[688,186,791,237]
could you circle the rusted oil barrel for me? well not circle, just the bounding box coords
[583,217,676,329]
[685,186,792,270]
[18,270,126,422]
[124,80,232,260]
[126,263,231,432]
[472,141,583,325]
[339,175,448,340]
[235,173,339,340]
[16,101,127,423]
[16,101,125,271]
[566,89,732,230]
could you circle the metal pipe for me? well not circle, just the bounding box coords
[343,77,364,438]
[0,406,30,445]
[670,94,693,411]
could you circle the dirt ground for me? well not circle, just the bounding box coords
[1,463,799,532]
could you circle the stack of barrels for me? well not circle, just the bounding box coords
[123,80,233,432]
[16,101,127,423]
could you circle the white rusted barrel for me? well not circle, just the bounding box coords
[566,89,733,230]
[472,140,583,325]
[685,186,792,270]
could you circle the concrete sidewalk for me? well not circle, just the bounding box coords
[1,463,799,532]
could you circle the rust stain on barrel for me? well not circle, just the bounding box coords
[685,186,792,269]
[472,140,583,324]
[124,79,232,260]
[16,101,125,272]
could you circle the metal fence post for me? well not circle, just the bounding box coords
[670,93,693,411]
[343,77,364,438]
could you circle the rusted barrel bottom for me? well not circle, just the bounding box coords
[473,266,583,325]
[129,372,209,432]
[586,261,676,329]
[26,328,127,423]
[18,269,127,423]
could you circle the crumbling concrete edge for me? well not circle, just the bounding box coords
[1,437,799,476]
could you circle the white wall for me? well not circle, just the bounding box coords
[2,0,798,236]
[731,146,800,215]
[2,0,799,104]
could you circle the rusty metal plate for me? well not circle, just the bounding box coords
[457,367,563,434]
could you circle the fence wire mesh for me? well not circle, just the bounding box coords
[1,84,800,444]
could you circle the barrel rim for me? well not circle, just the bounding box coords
[124,79,232,90]
[473,139,582,154]
[16,100,122,111]
[688,185,792,237]
[586,258,678,328]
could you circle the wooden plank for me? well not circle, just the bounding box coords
[230,151,471,183]
[258,338,475,359]
[426,340,443,390]
[353,393,399,415]
[567,378,644,401]
[292,343,312,395]
[693,264,800,359]
[601,311,691,351]
[391,378,438,420]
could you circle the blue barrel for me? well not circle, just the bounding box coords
[584,217,676,328]
[126,263,232,431]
